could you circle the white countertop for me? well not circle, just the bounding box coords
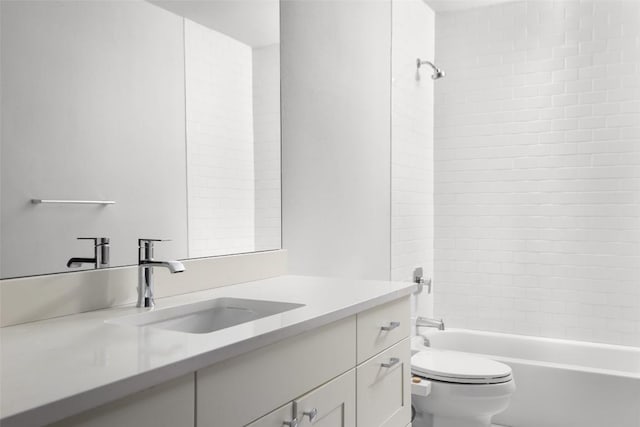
[0,275,416,427]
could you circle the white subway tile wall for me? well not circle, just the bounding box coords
[185,19,255,257]
[253,44,282,252]
[434,1,640,346]
[392,0,435,291]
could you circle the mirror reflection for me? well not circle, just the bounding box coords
[0,0,281,279]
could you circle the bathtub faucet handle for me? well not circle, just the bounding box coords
[413,267,432,294]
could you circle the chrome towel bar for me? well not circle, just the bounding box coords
[31,199,115,205]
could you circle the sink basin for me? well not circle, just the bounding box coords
[107,297,305,334]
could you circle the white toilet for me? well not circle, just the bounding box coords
[411,349,515,427]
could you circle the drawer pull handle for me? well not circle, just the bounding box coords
[380,321,400,331]
[381,357,400,368]
[283,418,298,427]
[303,408,318,421]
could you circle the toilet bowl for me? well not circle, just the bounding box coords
[411,349,515,427]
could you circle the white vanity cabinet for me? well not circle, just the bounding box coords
[356,340,411,427]
[248,369,356,427]
[47,296,410,427]
[356,297,411,363]
[48,374,195,427]
[245,403,296,427]
[196,315,357,426]
[197,296,411,427]
[294,369,356,427]
[355,297,412,427]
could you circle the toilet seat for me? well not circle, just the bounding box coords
[412,349,513,385]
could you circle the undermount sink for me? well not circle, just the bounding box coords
[107,297,305,334]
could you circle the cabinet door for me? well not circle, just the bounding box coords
[197,316,356,427]
[48,374,195,427]
[356,338,411,427]
[246,403,295,427]
[295,370,355,427]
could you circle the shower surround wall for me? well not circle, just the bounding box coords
[434,1,640,346]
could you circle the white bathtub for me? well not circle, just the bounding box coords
[413,329,640,427]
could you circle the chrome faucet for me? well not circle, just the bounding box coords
[416,317,445,347]
[67,237,110,269]
[138,239,185,308]
[416,316,445,331]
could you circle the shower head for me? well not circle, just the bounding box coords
[432,69,445,79]
[417,58,445,80]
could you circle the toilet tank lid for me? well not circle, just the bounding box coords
[411,349,512,380]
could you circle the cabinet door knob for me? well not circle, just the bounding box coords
[381,357,400,368]
[283,418,298,427]
[303,408,318,421]
[380,321,400,331]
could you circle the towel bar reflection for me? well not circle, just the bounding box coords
[31,199,116,205]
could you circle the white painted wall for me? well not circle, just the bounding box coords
[253,44,282,252]
[151,0,279,48]
[391,0,436,318]
[281,0,392,280]
[185,19,255,258]
[0,1,187,278]
[434,0,640,346]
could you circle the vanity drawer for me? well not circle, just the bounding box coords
[356,338,411,427]
[356,297,410,363]
[196,316,356,427]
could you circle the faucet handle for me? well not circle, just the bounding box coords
[78,237,110,245]
[413,267,432,294]
[138,238,170,246]
[138,238,172,262]
[138,239,171,250]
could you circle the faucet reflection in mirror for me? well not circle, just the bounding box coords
[137,239,185,308]
[66,237,110,270]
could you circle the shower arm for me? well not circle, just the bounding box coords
[416,58,436,69]
[416,58,445,79]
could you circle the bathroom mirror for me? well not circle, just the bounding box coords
[0,0,281,279]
